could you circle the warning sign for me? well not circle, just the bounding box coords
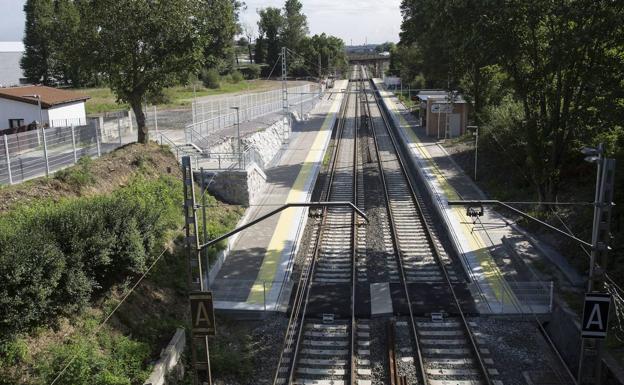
[190,292,216,336]
[581,293,611,339]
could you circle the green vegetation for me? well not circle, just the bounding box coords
[54,156,96,188]
[394,0,624,204]
[197,193,245,265]
[84,81,263,115]
[395,0,624,287]
[254,0,348,77]
[0,176,182,340]
[211,328,254,382]
[0,144,244,384]
[21,0,242,144]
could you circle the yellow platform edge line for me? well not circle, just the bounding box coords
[246,95,342,304]
[382,92,509,302]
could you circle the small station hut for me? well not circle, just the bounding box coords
[415,90,469,138]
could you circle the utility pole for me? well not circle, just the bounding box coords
[578,144,616,385]
[183,157,212,385]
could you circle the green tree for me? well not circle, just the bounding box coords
[398,0,624,203]
[298,33,348,77]
[21,0,55,85]
[491,0,624,201]
[282,0,308,51]
[254,35,267,64]
[257,7,284,67]
[198,0,242,73]
[90,0,205,144]
[49,0,98,87]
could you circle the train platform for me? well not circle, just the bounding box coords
[209,80,348,313]
[373,78,552,314]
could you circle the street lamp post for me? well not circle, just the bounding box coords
[468,125,479,181]
[230,107,241,168]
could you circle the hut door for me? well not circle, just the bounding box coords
[449,114,461,137]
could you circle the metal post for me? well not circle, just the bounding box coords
[474,126,478,180]
[154,106,158,133]
[577,144,616,385]
[41,124,50,177]
[71,125,77,164]
[117,118,123,145]
[3,134,12,185]
[281,47,289,139]
[182,157,212,385]
[95,123,101,157]
[201,167,209,287]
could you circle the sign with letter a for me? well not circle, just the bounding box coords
[190,292,216,336]
[581,293,611,339]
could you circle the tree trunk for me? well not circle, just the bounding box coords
[130,99,148,144]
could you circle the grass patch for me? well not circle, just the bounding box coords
[54,156,96,189]
[83,80,268,114]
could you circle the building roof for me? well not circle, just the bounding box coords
[417,90,467,103]
[0,42,25,53]
[0,85,90,108]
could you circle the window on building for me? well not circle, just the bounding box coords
[8,119,24,129]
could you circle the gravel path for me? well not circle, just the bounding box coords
[471,316,574,385]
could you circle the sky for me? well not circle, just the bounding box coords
[0,0,401,44]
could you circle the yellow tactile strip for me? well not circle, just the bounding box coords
[246,92,343,304]
[379,86,512,307]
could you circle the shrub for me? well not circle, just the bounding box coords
[147,88,175,105]
[244,64,262,80]
[201,68,220,89]
[55,156,96,188]
[0,176,183,340]
[35,333,151,385]
[230,70,244,83]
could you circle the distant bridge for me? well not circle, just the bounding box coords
[347,53,391,63]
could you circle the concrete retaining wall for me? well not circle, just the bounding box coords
[242,119,287,168]
[196,164,267,207]
[143,328,185,385]
[209,119,288,170]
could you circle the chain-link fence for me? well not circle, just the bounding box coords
[0,120,135,185]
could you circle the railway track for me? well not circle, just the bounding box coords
[274,66,501,385]
[274,67,364,385]
[364,76,497,385]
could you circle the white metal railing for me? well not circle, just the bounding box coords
[186,84,320,142]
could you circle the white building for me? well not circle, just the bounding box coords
[0,85,90,131]
[0,42,26,87]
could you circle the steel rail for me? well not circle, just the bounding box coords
[363,77,428,385]
[349,67,361,385]
[272,75,355,385]
[369,78,494,385]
